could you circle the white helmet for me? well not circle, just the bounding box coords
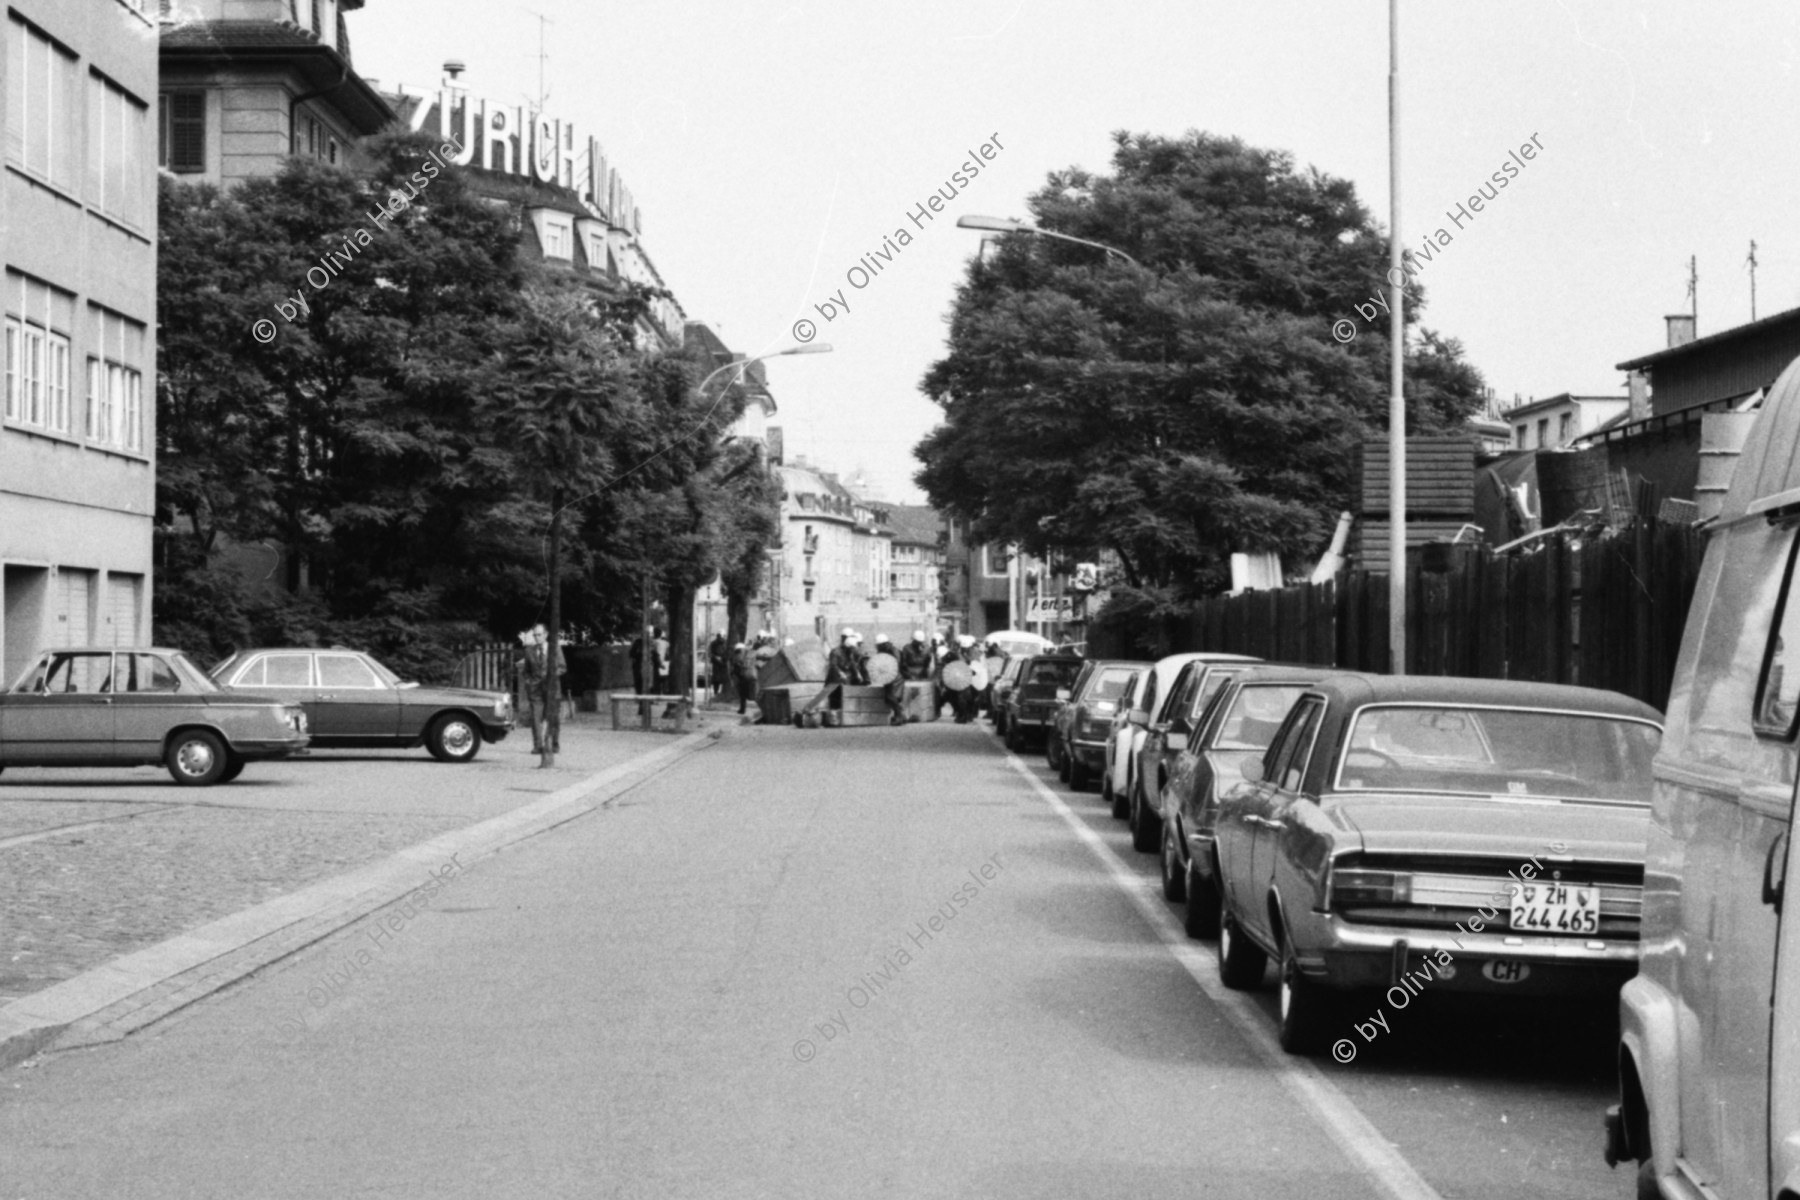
[840,627,858,640]
[911,630,925,642]
[957,634,975,648]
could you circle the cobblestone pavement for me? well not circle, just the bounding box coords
[0,711,723,1006]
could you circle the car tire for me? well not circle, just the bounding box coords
[1278,933,1333,1055]
[1217,910,1268,990]
[1004,720,1024,753]
[1056,743,1071,782]
[1130,782,1161,853]
[1069,758,1090,792]
[1185,858,1221,940]
[1160,821,1187,902]
[1045,736,1061,773]
[166,730,228,787]
[1110,772,1130,820]
[220,754,247,783]
[426,713,482,763]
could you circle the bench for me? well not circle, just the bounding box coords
[608,693,690,732]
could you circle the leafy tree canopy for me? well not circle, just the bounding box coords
[914,130,1486,600]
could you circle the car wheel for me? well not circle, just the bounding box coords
[1069,758,1090,792]
[1045,735,1061,772]
[1056,742,1071,782]
[1130,782,1161,853]
[1278,933,1333,1055]
[220,754,247,783]
[1185,857,1221,940]
[1110,772,1130,820]
[427,713,482,763]
[1160,821,1187,902]
[1004,720,1024,753]
[166,730,228,787]
[1217,910,1268,990]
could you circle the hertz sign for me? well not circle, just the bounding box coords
[396,85,641,235]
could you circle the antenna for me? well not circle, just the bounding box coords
[523,8,552,112]
[1687,254,1698,332]
[1747,239,1759,321]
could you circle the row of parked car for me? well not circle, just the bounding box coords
[0,644,516,785]
[991,342,1800,1200]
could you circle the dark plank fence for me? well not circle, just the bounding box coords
[1180,517,1706,711]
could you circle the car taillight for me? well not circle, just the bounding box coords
[289,709,309,734]
[1326,867,1412,907]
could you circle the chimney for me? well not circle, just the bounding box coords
[1665,314,1696,349]
[1627,370,1651,422]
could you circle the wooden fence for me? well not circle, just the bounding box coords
[1181,517,1706,711]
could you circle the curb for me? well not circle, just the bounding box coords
[0,726,722,1072]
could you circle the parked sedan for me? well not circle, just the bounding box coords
[1,647,309,785]
[1160,668,1350,937]
[1212,673,1662,1055]
[1128,652,1259,852]
[999,654,1083,752]
[1047,659,1145,791]
[989,657,1027,736]
[211,647,513,762]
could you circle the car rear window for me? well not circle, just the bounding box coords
[1335,705,1662,802]
[318,654,381,689]
[1028,660,1079,686]
[1088,666,1136,700]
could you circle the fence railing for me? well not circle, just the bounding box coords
[452,643,516,694]
[1178,517,1706,711]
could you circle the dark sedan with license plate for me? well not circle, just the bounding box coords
[1000,654,1082,752]
[1,647,309,785]
[1211,674,1662,1055]
[211,647,513,762]
[1046,659,1145,791]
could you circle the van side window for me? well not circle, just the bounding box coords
[1754,534,1800,738]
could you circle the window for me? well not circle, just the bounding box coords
[84,305,147,452]
[263,654,314,687]
[588,231,606,269]
[327,136,338,165]
[87,73,149,226]
[542,218,571,259]
[317,654,381,689]
[125,653,180,693]
[7,17,81,190]
[5,273,74,434]
[1756,535,1800,738]
[984,543,1011,577]
[158,91,205,173]
[1558,412,1573,445]
[1537,418,1549,447]
[40,652,113,694]
[1266,698,1325,792]
[1515,425,1527,448]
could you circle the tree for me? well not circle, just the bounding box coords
[914,130,1487,608]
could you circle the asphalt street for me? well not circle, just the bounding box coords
[0,720,1629,1199]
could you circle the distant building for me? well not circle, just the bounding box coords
[382,73,683,348]
[881,505,944,631]
[1503,393,1628,451]
[158,0,394,189]
[1,0,159,681]
[774,462,897,642]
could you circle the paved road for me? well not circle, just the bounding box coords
[0,721,1631,1199]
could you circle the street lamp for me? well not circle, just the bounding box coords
[1386,0,1406,675]
[956,214,1141,268]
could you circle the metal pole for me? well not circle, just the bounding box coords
[541,486,561,767]
[1387,0,1407,676]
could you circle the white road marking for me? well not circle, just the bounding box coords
[1001,749,1445,1200]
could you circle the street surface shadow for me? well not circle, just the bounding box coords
[1024,953,1266,1069]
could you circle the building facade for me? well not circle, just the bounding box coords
[1504,392,1628,450]
[883,505,943,631]
[772,462,899,643]
[1,0,159,683]
[158,0,393,188]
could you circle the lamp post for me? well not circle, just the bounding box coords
[1387,0,1407,675]
[955,214,1142,268]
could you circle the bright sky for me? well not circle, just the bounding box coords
[351,0,1800,504]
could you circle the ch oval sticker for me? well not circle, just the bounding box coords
[1482,960,1532,984]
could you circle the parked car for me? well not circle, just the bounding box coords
[210,647,513,762]
[1102,666,1162,819]
[998,653,1083,752]
[989,656,1027,736]
[0,647,310,786]
[1213,673,1662,1055]
[1604,356,1800,1200]
[1161,667,1349,937]
[1128,653,1259,852]
[1047,660,1145,791]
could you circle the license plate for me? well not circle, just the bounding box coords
[1509,882,1600,935]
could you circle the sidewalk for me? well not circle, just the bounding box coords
[0,710,729,1069]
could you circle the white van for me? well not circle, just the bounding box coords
[1606,357,1800,1199]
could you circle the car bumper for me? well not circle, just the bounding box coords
[234,737,311,761]
[1296,916,1640,995]
[1071,741,1107,768]
[481,721,511,744]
